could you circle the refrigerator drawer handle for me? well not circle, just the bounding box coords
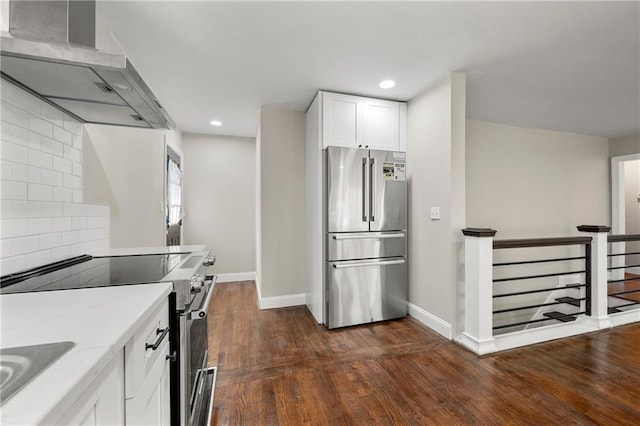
[332,259,405,269]
[332,233,405,240]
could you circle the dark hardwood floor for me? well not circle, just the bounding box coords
[207,281,640,425]
[609,273,640,303]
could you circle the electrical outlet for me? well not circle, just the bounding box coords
[430,207,441,220]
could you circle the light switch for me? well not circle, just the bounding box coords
[430,207,441,220]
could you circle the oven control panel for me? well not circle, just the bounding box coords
[202,255,216,267]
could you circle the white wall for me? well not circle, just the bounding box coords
[255,125,262,296]
[181,133,255,275]
[406,73,466,338]
[609,134,640,158]
[83,124,181,248]
[258,107,306,299]
[466,120,610,237]
[0,79,110,274]
[624,160,640,273]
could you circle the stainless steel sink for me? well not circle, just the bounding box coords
[0,341,75,405]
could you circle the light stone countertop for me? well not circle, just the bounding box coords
[0,283,173,425]
[89,244,207,257]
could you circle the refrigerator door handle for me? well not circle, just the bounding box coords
[369,157,375,222]
[332,233,405,240]
[361,157,368,222]
[332,259,405,269]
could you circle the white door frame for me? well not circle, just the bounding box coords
[611,153,640,278]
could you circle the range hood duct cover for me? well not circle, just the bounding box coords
[1,0,174,130]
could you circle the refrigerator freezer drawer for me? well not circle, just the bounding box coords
[327,232,406,261]
[326,257,407,329]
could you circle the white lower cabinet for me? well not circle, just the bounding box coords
[125,341,171,426]
[56,298,171,426]
[58,352,125,426]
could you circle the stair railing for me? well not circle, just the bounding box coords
[458,225,617,354]
[607,234,640,313]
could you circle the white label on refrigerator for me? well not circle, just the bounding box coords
[383,162,395,180]
[394,162,406,181]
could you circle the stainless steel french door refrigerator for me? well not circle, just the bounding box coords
[324,146,407,329]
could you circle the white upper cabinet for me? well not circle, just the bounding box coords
[320,91,406,152]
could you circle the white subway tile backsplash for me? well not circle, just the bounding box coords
[27,218,52,235]
[40,232,62,249]
[27,149,53,169]
[63,145,81,162]
[72,161,82,177]
[52,217,71,232]
[1,255,26,275]
[53,156,72,174]
[2,101,29,127]
[72,134,82,149]
[1,218,27,238]
[28,183,53,201]
[26,249,52,268]
[1,122,13,143]
[54,126,73,145]
[0,201,12,218]
[12,235,39,255]
[41,202,62,217]
[42,169,63,187]
[61,230,82,245]
[1,181,27,200]
[29,117,54,138]
[71,216,86,230]
[41,103,65,128]
[1,238,11,257]
[52,187,72,202]
[2,141,28,163]
[13,126,42,150]
[80,204,94,217]
[63,173,81,189]
[13,201,42,218]
[42,137,64,156]
[2,80,110,273]
[1,79,14,103]
[10,163,42,184]
[63,121,82,137]
[1,161,11,180]
[63,203,80,217]
[50,245,70,261]
[13,88,42,116]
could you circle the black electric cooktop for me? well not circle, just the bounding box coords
[0,253,190,295]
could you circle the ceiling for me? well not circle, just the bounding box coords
[97,1,640,139]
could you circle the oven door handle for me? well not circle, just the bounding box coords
[188,275,216,320]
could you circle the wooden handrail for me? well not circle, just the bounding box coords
[608,234,640,243]
[493,236,592,249]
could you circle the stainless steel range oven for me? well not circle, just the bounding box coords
[162,251,217,425]
[0,250,218,426]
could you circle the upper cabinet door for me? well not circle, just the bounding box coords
[361,99,399,151]
[322,92,362,149]
[320,91,406,152]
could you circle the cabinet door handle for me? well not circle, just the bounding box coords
[166,351,177,362]
[145,327,170,351]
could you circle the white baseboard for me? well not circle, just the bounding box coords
[627,267,640,276]
[454,333,497,355]
[259,293,306,310]
[215,272,256,283]
[408,302,452,339]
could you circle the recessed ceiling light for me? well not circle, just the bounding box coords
[210,120,222,126]
[379,80,396,89]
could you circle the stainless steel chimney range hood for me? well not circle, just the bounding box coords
[1,0,174,130]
